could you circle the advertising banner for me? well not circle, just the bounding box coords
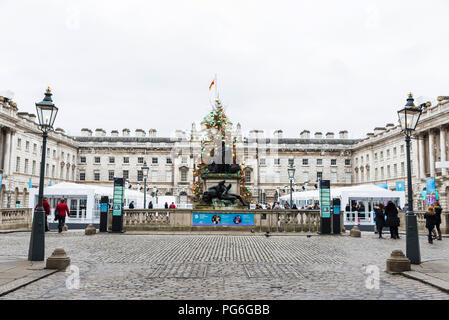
[319,180,331,218]
[112,179,124,216]
[395,181,405,191]
[376,183,388,190]
[426,178,435,194]
[192,213,254,226]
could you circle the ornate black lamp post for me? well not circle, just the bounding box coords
[287,164,296,208]
[397,92,423,264]
[28,87,58,261]
[141,162,149,209]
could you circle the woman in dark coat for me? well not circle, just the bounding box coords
[424,205,438,244]
[434,201,443,241]
[385,201,400,239]
[374,203,385,238]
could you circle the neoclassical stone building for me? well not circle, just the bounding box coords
[1,92,448,209]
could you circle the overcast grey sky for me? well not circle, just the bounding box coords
[1,0,448,138]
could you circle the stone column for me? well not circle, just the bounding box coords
[0,127,4,171]
[418,133,426,179]
[440,126,447,176]
[3,129,12,176]
[429,129,436,177]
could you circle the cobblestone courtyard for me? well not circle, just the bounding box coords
[1,231,449,299]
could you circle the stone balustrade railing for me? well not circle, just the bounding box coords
[0,208,32,230]
[115,209,326,232]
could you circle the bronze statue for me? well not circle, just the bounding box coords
[202,180,248,206]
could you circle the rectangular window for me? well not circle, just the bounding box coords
[387,165,391,178]
[53,150,56,158]
[381,167,384,179]
[79,170,86,181]
[108,170,114,181]
[47,148,50,157]
[394,164,397,177]
[25,141,29,151]
[331,159,337,166]
[181,170,187,182]
[317,159,323,166]
[109,157,115,164]
[288,158,294,166]
[345,159,351,166]
[123,170,129,179]
[138,157,144,164]
[375,168,378,180]
[400,145,404,154]
[166,170,172,182]
[52,165,55,178]
[274,158,280,165]
[16,157,20,172]
[152,157,158,164]
[94,157,100,164]
[245,171,251,183]
[24,159,29,173]
[387,149,390,158]
[317,171,323,181]
[46,164,49,177]
[393,147,397,157]
[137,170,143,181]
[374,153,378,161]
[380,151,384,160]
[32,160,36,175]
[166,157,172,164]
[33,143,37,153]
[303,171,309,182]
[345,172,351,184]
[260,158,266,165]
[17,138,21,149]
[401,162,405,176]
[80,156,86,163]
[331,172,337,183]
[302,159,308,165]
[123,157,129,164]
[94,170,100,181]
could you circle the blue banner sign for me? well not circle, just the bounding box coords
[426,178,435,194]
[395,181,405,191]
[376,183,388,190]
[192,213,254,226]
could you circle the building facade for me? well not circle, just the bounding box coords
[1,93,449,209]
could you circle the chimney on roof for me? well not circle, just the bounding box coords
[374,127,386,135]
[95,128,106,137]
[339,130,348,139]
[300,130,310,139]
[325,132,334,139]
[135,129,146,137]
[111,130,119,137]
[314,132,323,139]
[122,128,130,136]
[81,128,92,137]
[148,129,157,137]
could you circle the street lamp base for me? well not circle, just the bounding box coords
[405,213,421,265]
[28,207,45,261]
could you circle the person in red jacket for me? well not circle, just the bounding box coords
[55,199,70,233]
[169,202,176,209]
[35,197,51,232]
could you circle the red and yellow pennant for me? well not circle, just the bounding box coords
[209,80,215,90]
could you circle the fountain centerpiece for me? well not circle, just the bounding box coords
[192,93,251,209]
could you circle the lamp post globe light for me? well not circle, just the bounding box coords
[141,162,149,209]
[28,87,58,261]
[397,92,424,264]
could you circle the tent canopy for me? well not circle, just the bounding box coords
[280,184,405,207]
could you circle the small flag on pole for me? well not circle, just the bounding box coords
[209,79,215,90]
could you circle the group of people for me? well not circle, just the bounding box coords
[373,201,400,239]
[129,201,176,209]
[424,201,443,244]
[35,197,70,233]
[374,200,444,244]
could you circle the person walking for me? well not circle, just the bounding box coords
[148,201,153,209]
[164,202,169,209]
[169,202,176,209]
[424,205,438,244]
[129,201,135,209]
[35,197,51,232]
[55,199,70,233]
[385,201,400,239]
[374,203,386,238]
[434,201,443,241]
